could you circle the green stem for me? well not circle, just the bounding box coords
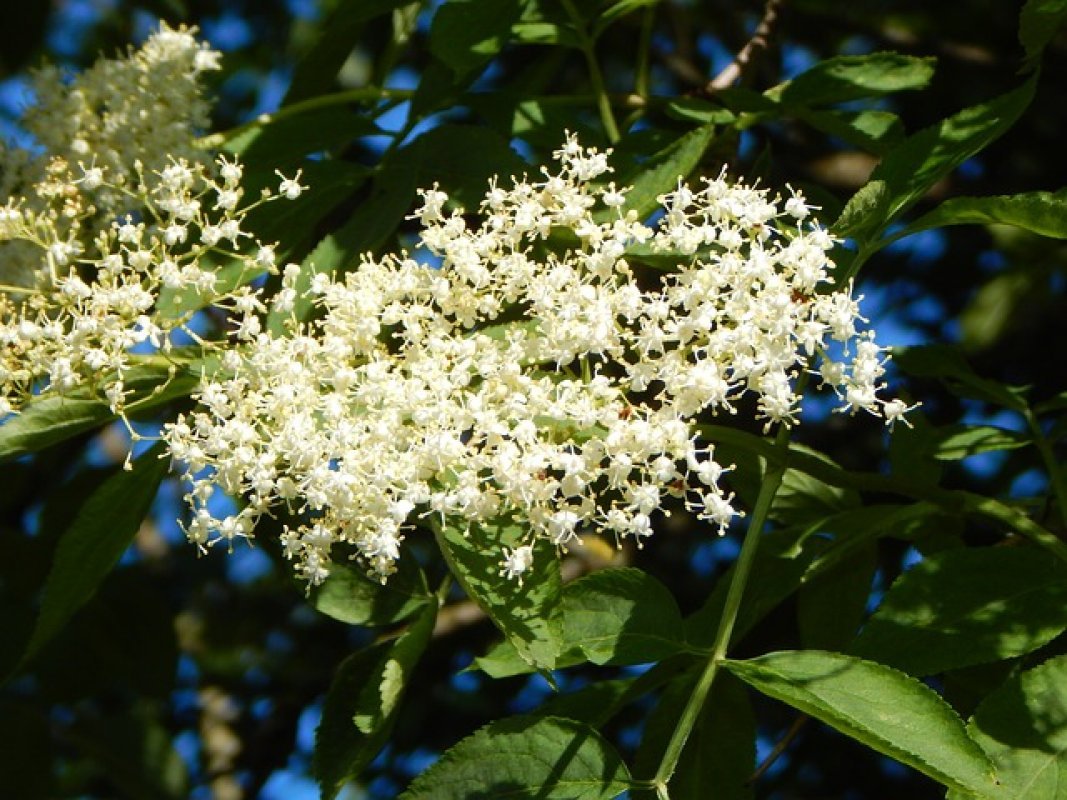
[652,422,793,796]
[0,284,41,295]
[1024,407,1067,529]
[635,5,654,101]
[560,0,621,143]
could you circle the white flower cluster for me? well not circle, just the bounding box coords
[1,23,221,292]
[165,134,906,586]
[0,27,303,416]
[22,23,219,200]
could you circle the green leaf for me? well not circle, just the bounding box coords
[834,79,1037,265]
[963,654,1067,799]
[794,108,904,155]
[889,412,944,486]
[832,178,889,242]
[284,0,411,103]
[772,53,936,107]
[663,672,756,800]
[609,124,716,221]
[896,191,1067,242]
[1020,0,1067,65]
[892,345,1028,410]
[223,108,380,168]
[429,0,523,79]
[772,445,861,524]
[961,269,1044,352]
[8,442,169,676]
[536,677,640,726]
[470,93,600,149]
[798,541,877,651]
[801,503,953,578]
[0,360,201,462]
[412,124,530,208]
[399,715,633,800]
[537,658,691,727]
[474,638,580,678]
[595,0,660,34]
[563,567,689,665]
[663,98,738,126]
[474,567,691,676]
[685,520,837,650]
[510,21,583,47]
[725,650,998,795]
[314,602,437,799]
[0,397,115,462]
[930,424,1030,461]
[311,552,430,627]
[850,547,1067,676]
[435,520,562,670]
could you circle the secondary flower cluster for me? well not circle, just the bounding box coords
[0,26,301,417]
[165,134,906,586]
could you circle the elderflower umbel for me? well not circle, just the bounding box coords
[0,26,303,417]
[165,134,906,587]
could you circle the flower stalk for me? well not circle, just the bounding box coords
[653,419,794,797]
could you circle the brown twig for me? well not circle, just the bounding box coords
[706,0,786,92]
[748,714,808,784]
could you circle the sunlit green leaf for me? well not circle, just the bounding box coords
[430,0,523,78]
[474,567,691,676]
[834,79,1036,273]
[726,650,997,795]
[399,715,633,799]
[962,654,1067,798]
[0,362,198,463]
[311,551,430,627]
[771,53,936,107]
[795,108,904,154]
[510,21,582,47]
[851,547,1067,676]
[897,191,1067,242]
[435,519,562,670]
[1020,0,1067,65]
[930,424,1030,461]
[563,567,690,665]
[314,603,437,799]
[609,124,716,220]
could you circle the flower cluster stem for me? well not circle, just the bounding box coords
[560,0,621,143]
[652,421,793,796]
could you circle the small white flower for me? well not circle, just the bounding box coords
[276,169,306,200]
[500,545,535,583]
